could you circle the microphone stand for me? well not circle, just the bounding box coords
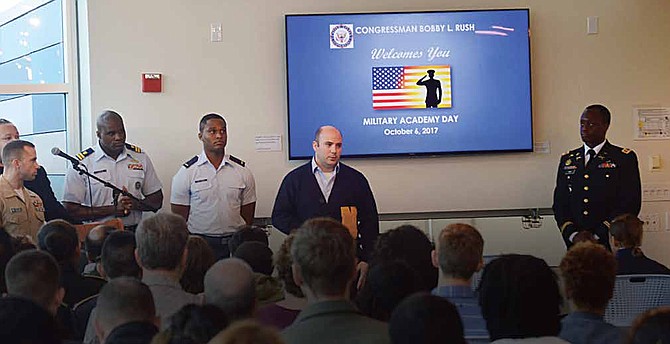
[70,161,159,213]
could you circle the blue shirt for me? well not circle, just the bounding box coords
[559,311,623,344]
[311,157,339,202]
[432,285,489,341]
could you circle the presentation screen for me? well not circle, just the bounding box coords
[285,9,532,159]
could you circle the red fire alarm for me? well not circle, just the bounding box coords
[142,73,162,93]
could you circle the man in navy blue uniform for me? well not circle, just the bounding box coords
[272,126,379,287]
[553,104,641,250]
[0,119,73,222]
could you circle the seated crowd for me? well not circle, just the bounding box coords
[1,212,669,344]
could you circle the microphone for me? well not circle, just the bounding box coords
[51,147,80,166]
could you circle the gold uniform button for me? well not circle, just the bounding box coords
[583,198,589,203]
[584,186,589,191]
[583,210,589,215]
[584,174,589,179]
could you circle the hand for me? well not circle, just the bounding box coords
[356,261,369,290]
[573,230,596,244]
[116,186,133,217]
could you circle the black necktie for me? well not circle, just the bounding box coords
[586,149,596,168]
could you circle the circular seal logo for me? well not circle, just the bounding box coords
[330,24,353,48]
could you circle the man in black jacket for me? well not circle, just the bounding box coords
[552,104,641,250]
[272,126,379,288]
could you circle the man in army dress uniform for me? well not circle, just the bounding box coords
[553,104,641,250]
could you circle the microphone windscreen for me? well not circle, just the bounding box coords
[51,147,61,155]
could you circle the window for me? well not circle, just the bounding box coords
[0,0,79,199]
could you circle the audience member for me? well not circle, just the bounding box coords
[209,320,284,344]
[371,224,437,291]
[389,292,466,344]
[135,213,202,328]
[82,230,142,344]
[479,254,567,343]
[0,228,15,293]
[94,277,159,344]
[610,214,670,275]
[181,235,216,294]
[234,241,274,275]
[5,249,64,315]
[628,306,670,344]
[559,242,623,343]
[234,241,283,305]
[205,258,257,321]
[282,218,389,344]
[228,225,269,256]
[83,224,116,276]
[0,297,62,344]
[356,260,418,321]
[431,223,489,340]
[38,219,106,307]
[256,234,307,330]
[151,304,228,344]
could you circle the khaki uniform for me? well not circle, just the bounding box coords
[0,176,45,240]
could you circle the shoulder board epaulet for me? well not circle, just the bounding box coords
[229,155,246,167]
[76,147,95,161]
[125,143,142,153]
[622,148,632,154]
[561,151,570,156]
[183,155,198,168]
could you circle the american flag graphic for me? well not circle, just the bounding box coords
[372,65,452,110]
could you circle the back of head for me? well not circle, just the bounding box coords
[5,249,60,311]
[629,307,670,344]
[208,320,283,344]
[356,260,419,321]
[372,225,437,291]
[37,219,80,264]
[274,234,303,298]
[291,218,355,297]
[204,258,256,321]
[228,225,269,256]
[167,304,229,344]
[181,235,216,294]
[560,242,616,312]
[234,241,274,275]
[437,223,484,280]
[85,224,115,262]
[135,213,189,270]
[101,231,141,279]
[95,277,155,333]
[0,228,16,293]
[0,297,61,344]
[610,214,644,249]
[1,139,33,167]
[389,292,466,344]
[478,254,561,340]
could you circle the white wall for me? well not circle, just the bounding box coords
[81,0,670,264]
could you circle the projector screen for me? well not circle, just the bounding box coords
[285,9,532,159]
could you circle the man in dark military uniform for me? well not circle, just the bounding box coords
[553,104,641,250]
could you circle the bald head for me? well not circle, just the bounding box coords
[314,125,341,142]
[312,126,343,173]
[204,258,256,321]
[96,110,123,131]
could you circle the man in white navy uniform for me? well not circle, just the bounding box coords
[62,110,163,230]
[171,113,256,259]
